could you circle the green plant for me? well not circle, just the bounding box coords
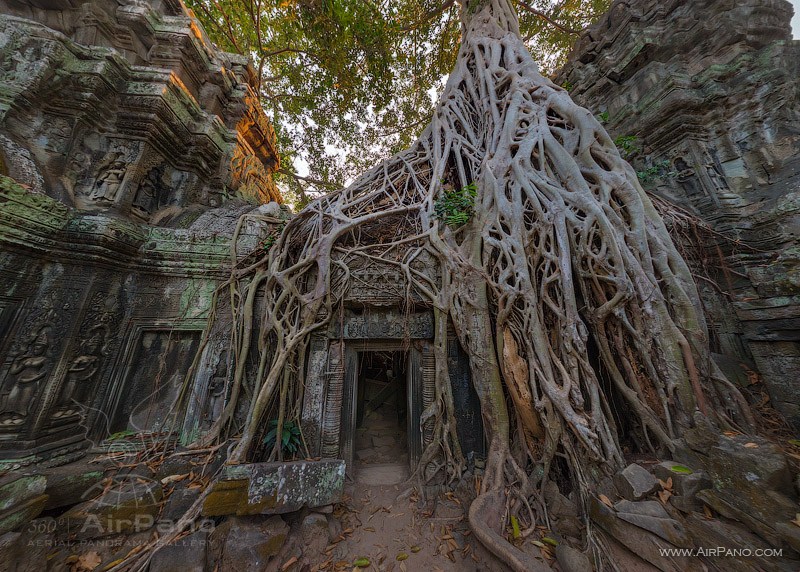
[260,222,286,253]
[596,111,609,124]
[561,81,573,92]
[263,419,301,457]
[614,134,640,158]
[434,182,478,229]
[636,160,673,185]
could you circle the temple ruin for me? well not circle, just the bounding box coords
[0,0,798,570]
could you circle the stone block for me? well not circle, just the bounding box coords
[161,486,201,522]
[613,464,660,501]
[202,460,345,517]
[149,531,209,572]
[60,478,163,539]
[298,513,328,557]
[653,462,712,496]
[0,474,46,513]
[613,500,692,547]
[589,497,700,572]
[211,516,288,572]
[0,494,48,536]
[42,467,104,511]
[555,544,593,572]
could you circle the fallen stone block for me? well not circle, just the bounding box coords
[590,497,701,572]
[149,530,209,572]
[210,516,288,571]
[41,466,104,511]
[613,500,692,547]
[0,494,48,536]
[202,460,345,517]
[614,464,660,501]
[59,478,163,539]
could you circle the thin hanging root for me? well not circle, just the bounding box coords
[170,2,754,570]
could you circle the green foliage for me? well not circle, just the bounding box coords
[187,0,612,199]
[596,110,609,123]
[263,419,301,457]
[561,81,573,92]
[636,160,673,185]
[107,430,136,441]
[260,222,286,254]
[435,182,478,228]
[614,134,640,159]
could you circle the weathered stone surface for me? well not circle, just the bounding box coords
[677,427,798,547]
[161,485,201,523]
[555,544,593,572]
[0,494,48,536]
[210,516,288,572]
[0,519,54,572]
[41,465,104,510]
[149,530,209,572]
[557,0,800,430]
[589,497,699,572]
[614,464,660,501]
[60,478,163,539]
[202,460,345,517]
[0,474,48,535]
[652,461,712,513]
[0,474,46,513]
[613,500,692,548]
[684,514,793,572]
[298,513,329,558]
[0,0,283,467]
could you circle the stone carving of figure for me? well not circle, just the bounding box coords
[54,324,108,418]
[674,156,701,197]
[90,155,127,203]
[0,328,51,425]
[132,165,165,216]
[706,163,730,192]
[205,352,228,425]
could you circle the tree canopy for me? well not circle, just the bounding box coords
[185,0,611,202]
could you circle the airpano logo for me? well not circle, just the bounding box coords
[659,547,784,558]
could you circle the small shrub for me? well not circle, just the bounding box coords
[434,182,478,229]
[614,134,640,159]
[636,160,674,185]
[263,419,301,457]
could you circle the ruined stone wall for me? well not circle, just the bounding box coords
[0,0,284,466]
[556,0,800,428]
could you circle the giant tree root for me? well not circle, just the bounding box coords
[174,0,755,569]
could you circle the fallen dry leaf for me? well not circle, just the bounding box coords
[657,489,672,505]
[281,556,298,571]
[74,551,101,572]
[791,513,800,528]
[744,442,759,449]
[599,494,614,508]
[703,505,714,520]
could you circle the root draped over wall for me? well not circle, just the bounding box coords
[181,1,754,569]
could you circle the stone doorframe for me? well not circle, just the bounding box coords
[339,339,430,475]
[300,309,436,476]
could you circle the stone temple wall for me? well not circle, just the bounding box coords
[556,0,800,429]
[0,0,283,466]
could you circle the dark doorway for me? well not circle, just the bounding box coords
[354,351,408,467]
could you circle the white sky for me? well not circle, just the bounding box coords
[793,0,800,38]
